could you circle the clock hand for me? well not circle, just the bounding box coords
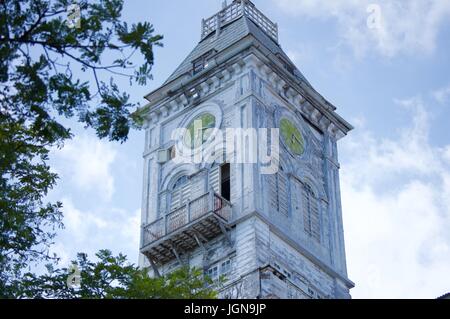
[291,133,302,145]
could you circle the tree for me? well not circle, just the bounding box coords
[15,250,219,299]
[0,0,162,296]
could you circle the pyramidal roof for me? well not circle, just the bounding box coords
[162,0,309,86]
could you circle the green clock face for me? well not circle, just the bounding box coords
[280,118,305,155]
[184,113,216,148]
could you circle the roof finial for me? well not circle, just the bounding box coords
[222,0,228,9]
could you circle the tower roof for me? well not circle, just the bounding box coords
[141,1,353,139]
[162,0,309,86]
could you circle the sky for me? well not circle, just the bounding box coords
[46,0,450,299]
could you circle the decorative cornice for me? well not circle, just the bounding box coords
[140,40,352,141]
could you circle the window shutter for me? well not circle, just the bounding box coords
[159,192,168,216]
[170,176,191,212]
[302,183,321,243]
[209,166,221,194]
[278,171,289,216]
[310,196,321,242]
[190,172,206,199]
[302,185,311,236]
[268,173,278,212]
[170,188,181,211]
[181,182,191,206]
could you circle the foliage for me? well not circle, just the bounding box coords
[15,250,218,299]
[0,0,162,296]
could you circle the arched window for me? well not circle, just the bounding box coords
[170,176,190,211]
[302,183,321,243]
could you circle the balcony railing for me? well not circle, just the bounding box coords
[142,191,232,249]
[201,0,278,42]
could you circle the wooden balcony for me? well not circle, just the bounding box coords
[141,191,232,265]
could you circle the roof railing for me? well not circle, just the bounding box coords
[201,0,278,43]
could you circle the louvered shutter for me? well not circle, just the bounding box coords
[278,171,289,216]
[310,197,321,242]
[170,188,181,211]
[290,179,302,218]
[209,166,220,194]
[159,192,168,216]
[302,184,321,243]
[190,172,206,199]
[268,173,278,212]
[302,185,311,236]
[180,182,191,205]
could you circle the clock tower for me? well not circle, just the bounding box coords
[138,0,354,298]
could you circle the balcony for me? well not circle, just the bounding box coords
[141,191,232,264]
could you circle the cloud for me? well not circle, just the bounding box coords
[53,134,117,201]
[340,96,450,298]
[433,84,450,104]
[274,0,450,58]
[62,198,109,243]
[286,46,314,66]
[45,131,143,268]
[286,50,302,65]
[51,197,141,265]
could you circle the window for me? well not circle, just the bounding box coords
[206,265,219,281]
[221,259,231,275]
[220,163,230,201]
[206,259,232,282]
[302,183,321,243]
[170,176,190,211]
[192,51,214,75]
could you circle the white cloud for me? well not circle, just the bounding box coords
[274,0,450,58]
[444,146,450,162]
[49,242,72,267]
[286,46,314,66]
[54,197,141,264]
[62,198,109,243]
[119,208,141,250]
[286,50,301,65]
[340,96,450,298]
[433,84,450,104]
[54,134,117,201]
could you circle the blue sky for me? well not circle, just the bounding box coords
[47,0,450,298]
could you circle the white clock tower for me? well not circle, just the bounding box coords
[138,0,354,298]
